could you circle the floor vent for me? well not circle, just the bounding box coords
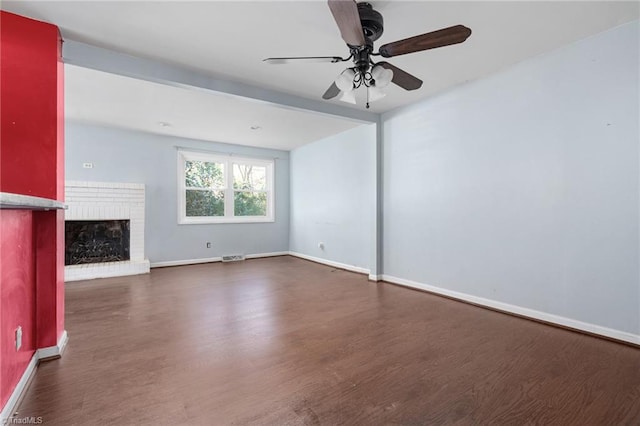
[222,254,245,262]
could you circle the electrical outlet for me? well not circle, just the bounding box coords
[15,326,22,351]
[206,242,211,248]
[82,162,93,169]
[318,242,325,250]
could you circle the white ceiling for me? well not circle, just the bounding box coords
[2,1,638,149]
[64,64,362,151]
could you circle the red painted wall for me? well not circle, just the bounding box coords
[0,11,65,409]
[34,210,65,348]
[0,211,36,407]
[1,12,62,199]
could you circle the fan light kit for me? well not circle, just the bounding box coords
[264,1,472,109]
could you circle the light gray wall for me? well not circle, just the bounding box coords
[65,123,290,263]
[382,21,639,334]
[290,124,376,270]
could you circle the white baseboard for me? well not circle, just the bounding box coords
[368,274,382,282]
[382,274,640,346]
[150,251,289,268]
[1,331,68,422]
[151,257,222,268]
[289,251,370,275]
[37,330,68,360]
[245,251,289,259]
[0,354,38,423]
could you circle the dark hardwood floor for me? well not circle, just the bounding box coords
[15,256,640,425]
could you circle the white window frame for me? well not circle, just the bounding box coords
[177,150,275,224]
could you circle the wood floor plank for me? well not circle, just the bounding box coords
[12,256,640,425]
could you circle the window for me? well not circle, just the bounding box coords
[178,151,274,224]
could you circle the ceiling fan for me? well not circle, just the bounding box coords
[264,0,472,108]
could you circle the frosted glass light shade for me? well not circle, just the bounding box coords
[368,85,386,102]
[339,90,357,104]
[336,68,356,92]
[371,65,393,88]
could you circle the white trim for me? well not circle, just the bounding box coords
[0,355,38,423]
[151,257,222,268]
[245,251,289,259]
[1,331,69,423]
[36,330,68,360]
[150,251,288,268]
[368,274,383,282]
[288,251,370,275]
[177,150,275,225]
[381,274,640,346]
[178,216,276,225]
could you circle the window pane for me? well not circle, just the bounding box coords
[185,160,224,188]
[234,191,267,216]
[186,190,224,217]
[233,164,266,190]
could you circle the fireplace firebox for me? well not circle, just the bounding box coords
[65,220,130,265]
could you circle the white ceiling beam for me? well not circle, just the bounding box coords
[62,39,378,124]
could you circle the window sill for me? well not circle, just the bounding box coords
[178,217,275,225]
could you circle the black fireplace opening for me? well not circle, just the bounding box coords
[65,220,130,265]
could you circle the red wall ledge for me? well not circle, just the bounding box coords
[0,11,65,413]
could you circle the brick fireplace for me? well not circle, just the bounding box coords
[64,181,150,281]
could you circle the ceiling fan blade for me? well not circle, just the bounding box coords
[263,56,344,64]
[322,82,341,100]
[379,25,472,58]
[377,62,423,91]
[328,0,365,47]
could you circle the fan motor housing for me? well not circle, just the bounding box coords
[358,2,384,42]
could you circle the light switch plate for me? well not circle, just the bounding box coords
[15,326,22,351]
